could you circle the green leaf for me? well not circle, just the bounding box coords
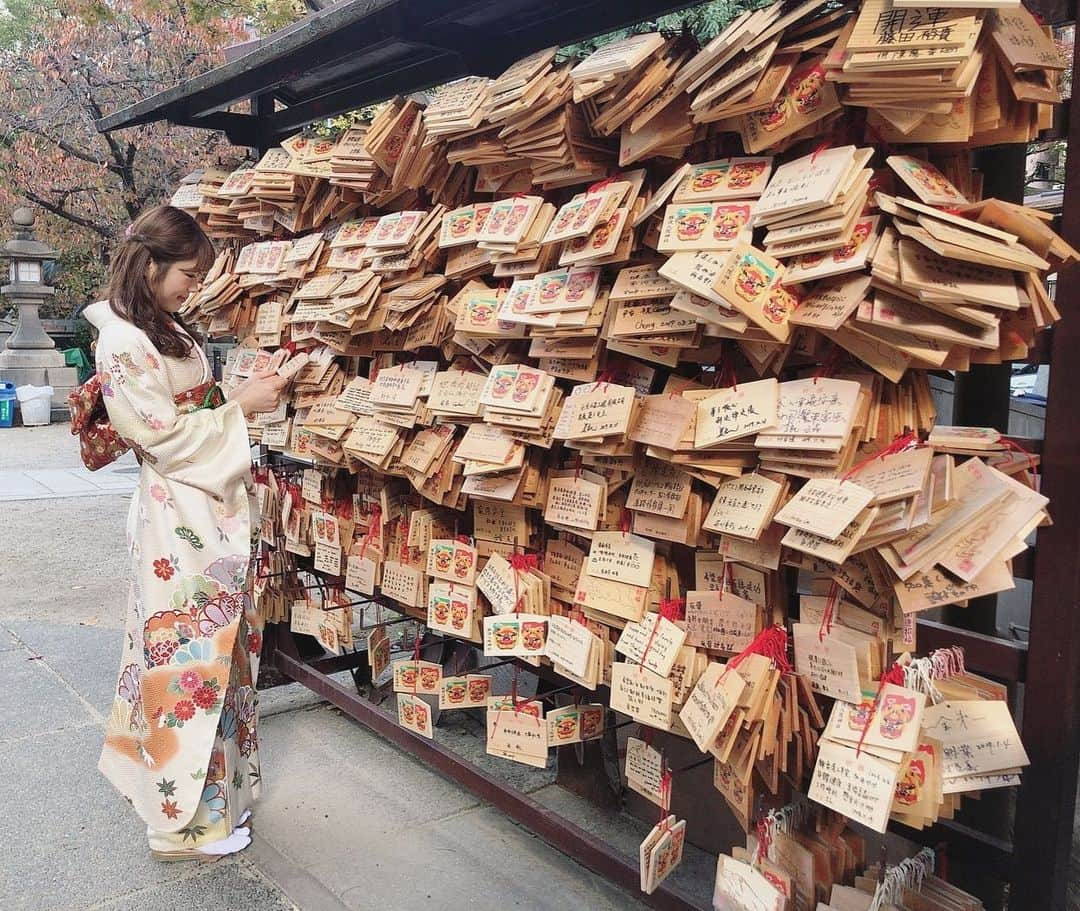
[179,824,207,843]
[175,526,204,550]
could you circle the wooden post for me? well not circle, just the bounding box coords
[250,92,274,156]
[1010,21,1080,908]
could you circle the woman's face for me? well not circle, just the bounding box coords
[152,257,204,313]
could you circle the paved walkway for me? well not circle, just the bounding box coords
[0,423,138,501]
[0,464,139,500]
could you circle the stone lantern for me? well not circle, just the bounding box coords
[0,208,78,409]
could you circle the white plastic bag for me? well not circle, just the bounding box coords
[15,384,53,426]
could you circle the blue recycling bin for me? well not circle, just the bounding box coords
[0,382,15,428]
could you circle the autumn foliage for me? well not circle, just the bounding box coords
[0,0,252,311]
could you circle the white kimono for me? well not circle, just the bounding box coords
[85,301,263,848]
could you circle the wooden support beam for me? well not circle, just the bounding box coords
[1010,15,1080,908]
[915,620,1028,683]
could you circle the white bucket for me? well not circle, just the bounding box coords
[15,384,53,426]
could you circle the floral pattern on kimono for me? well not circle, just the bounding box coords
[86,301,258,835]
[147,603,264,851]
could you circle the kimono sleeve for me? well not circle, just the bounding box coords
[96,327,251,499]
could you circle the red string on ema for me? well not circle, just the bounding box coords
[411,626,422,696]
[398,515,411,565]
[720,624,792,687]
[639,596,686,674]
[657,770,673,829]
[721,560,735,601]
[509,552,538,572]
[512,666,541,724]
[491,665,542,739]
[358,503,381,560]
[659,597,686,622]
[509,551,537,613]
[638,612,665,675]
[818,579,840,643]
[753,815,774,867]
[999,437,1039,476]
[841,431,920,482]
[856,662,906,757]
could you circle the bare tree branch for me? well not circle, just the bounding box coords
[21,188,111,237]
[13,126,108,168]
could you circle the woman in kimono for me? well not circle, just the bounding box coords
[85,206,288,859]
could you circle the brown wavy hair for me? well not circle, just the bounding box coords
[107,205,214,358]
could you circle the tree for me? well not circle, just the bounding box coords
[558,0,763,60]
[0,0,302,315]
[0,0,38,50]
[0,0,248,240]
[189,0,308,34]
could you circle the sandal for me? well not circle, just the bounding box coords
[150,849,223,863]
[150,821,252,861]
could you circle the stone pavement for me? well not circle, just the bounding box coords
[0,424,655,911]
[0,423,139,501]
[0,463,139,501]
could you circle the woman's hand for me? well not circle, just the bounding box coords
[231,370,290,417]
